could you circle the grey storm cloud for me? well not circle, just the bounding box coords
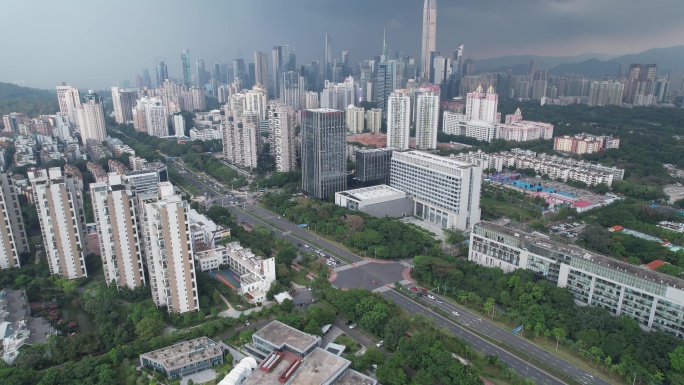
[1,0,682,89]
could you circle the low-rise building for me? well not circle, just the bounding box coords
[195,242,275,304]
[189,128,223,141]
[469,221,684,338]
[335,185,412,218]
[1,289,56,365]
[188,209,230,250]
[140,337,223,379]
[553,133,621,155]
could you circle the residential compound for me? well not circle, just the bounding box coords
[443,86,553,143]
[223,86,266,169]
[195,242,275,304]
[390,150,481,230]
[139,182,199,314]
[553,133,621,155]
[469,221,684,338]
[0,173,29,269]
[29,168,88,279]
[452,149,624,186]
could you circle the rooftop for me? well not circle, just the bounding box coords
[289,347,349,385]
[334,369,378,385]
[253,321,320,353]
[336,185,406,201]
[140,337,221,371]
[477,221,684,289]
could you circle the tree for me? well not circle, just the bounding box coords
[484,297,496,320]
[280,298,294,312]
[552,327,567,351]
[135,312,164,341]
[670,346,684,373]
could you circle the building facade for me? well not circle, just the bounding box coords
[415,86,440,149]
[0,173,29,269]
[390,150,482,230]
[386,90,411,150]
[268,102,297,172]
[354,147,394,186]
[301,109,347,199]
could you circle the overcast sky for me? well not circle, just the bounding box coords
[1,0,683,89]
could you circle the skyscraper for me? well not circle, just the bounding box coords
[77,91,107,143]
[29,168,88,279]
[139,182,199,314]
[301,108,347,199]
[272,46,283,98]
[324,34,333,82]
[56,83,81,123]
[142,68,152,89]
[0,172,28,269]
[624,64,657,105]
[376,60,397,118]
[282,45,296,72]
[111,87,136,124]
[233,59,247,85]
[268,101,297,172]
[420,0,437,80]
[181,49,192,88]
[156,61,168,87]
[254,51,269,88]
[414,86,440,150]
[386,90,411,150]
[280,71,305,110]
[90,173,146,290]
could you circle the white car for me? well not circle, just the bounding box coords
[376,340,384,348]
[452,311,460,316]
[427,294,435,300]
[349,324,357,329]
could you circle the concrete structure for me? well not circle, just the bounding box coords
[188,209,230,250]
[376,60,397,119]
[301,109,347,199]
[254,50,269,88]
[224,92,261,169]
[320,78,356,110]
[141,337,222,379]
[335,185,412,218]
[189,128,222,141]
[386,90,411,150]
[0,173,28,269]
[111,87,136,124]
[366,108,382,133]
[420,0,437,80]
[77,91,107,143]
[345,105,365,133]
[1,289,56,365]
[588,81,625,106]
[497,108,554,142]
[252,320,321,358]
[124,162,169,194]
[29,168,88,279]
[280,71,305,110]
[469,221,684,338]
[195,242,275,303]
[390,150,481,230]
[354,147,394,186]
[269,102,297,172]
[553,133,620,155]
[172,112,185,137]
[139,183,199,314]
[414,85,440,150]
[90,173,146,290]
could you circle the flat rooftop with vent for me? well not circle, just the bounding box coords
[140,337,223,379]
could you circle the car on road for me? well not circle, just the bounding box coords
[452,311,460,316]
[345,320,353,325]
[410,286,418,292]
[297,243,302,247]
[376,340,384,348]
[349,324,357,329]
[427,294,435,299]
[435,299,443,304]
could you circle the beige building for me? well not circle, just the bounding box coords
[0,173,29,269]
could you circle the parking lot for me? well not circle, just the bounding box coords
[549,221,586,240]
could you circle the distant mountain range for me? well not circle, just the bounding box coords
[476,46,684,78]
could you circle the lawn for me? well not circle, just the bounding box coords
[334,334,361,355]
[480,196,541,222]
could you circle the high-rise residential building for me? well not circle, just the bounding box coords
[254,51,269,88]
[346,105,365,133]
[414,85,440,150]
[390,150,481,230]
[366,108,382,133]
[588,81,625,106]
[268,102,297,172]
[320,77,356,109]
[301,108,347,199]
[56,83,81,124]
[420,0,437,80]
[139,182,199,314]
[624,64,657,105]
[0,173,29,269]
[431,56,451,87]
[29,168,88,279]
[156,61,168,88]
[386,90,411,150]
[2,113,28,133]
[465,84,499,123]
[90,173,146,290]
[172,112,185,137]
[376,60,397,118]
[223,92,261,169]
[303,91,319,109]
[181,49,192,88]
[77,91,107,144]
[135,97,168,137]
[280,71,305,110]
[111,87,136,124]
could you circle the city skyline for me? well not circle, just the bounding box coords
[2,0,684,88]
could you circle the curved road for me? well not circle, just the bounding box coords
[228,203,614,385]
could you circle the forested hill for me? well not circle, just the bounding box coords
[0,82,59,125]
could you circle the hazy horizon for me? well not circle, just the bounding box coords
[2,0,683,89]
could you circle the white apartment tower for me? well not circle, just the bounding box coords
[0,173,29,269]
[56,83,81,124]
[29,168,88,279]
[366,108,382,133]
[223,93,260,169]
[390,151,481,230]
[139,182,199,314]
[386,91,411,150]
[268,102,297,172]
[345,105,365,133]
[90,173,146,290]
[77,91,107,143]
[415,86,440,150]
[465,85,499,123]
